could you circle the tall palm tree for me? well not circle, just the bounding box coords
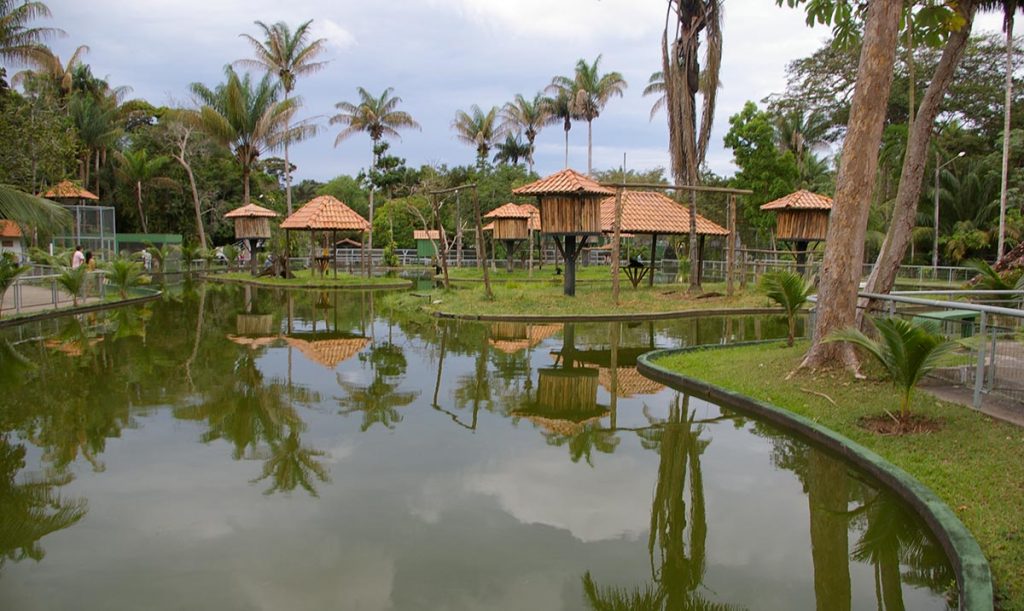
[0,184,69,232]
[500,92,550,174]
[190,66,307,206]
[491,133,531,166]
[774,109,830,176]
[68,92,120,196]
[114,149,177,234]
[643,70,667,120]
[12,43,87,102]
[451,104,502,166]
[552,55,627,176]
[237,19,327,215]
[542,83,577,168]
[331,86,420,253]
[0,0,62,67]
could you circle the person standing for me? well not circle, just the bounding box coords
[71,245,85,269]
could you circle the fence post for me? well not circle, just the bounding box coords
[987,321,998,391]
[973,311,987,409]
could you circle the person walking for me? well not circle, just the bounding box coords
[71,245,85,269]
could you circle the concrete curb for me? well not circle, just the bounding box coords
[637,345,994,611]
[431,307,782,323]
[0,291,162,330]
[201,275,413,291]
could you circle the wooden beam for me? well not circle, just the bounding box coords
[727,194,736,296]
[599,182,754,195]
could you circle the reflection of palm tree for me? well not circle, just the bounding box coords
[0,435,87,570]
[251,426,329,496]
[338,341,418,431]
[542,423,618,467]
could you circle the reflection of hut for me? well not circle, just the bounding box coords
[235,313,274,336]
[281,196,371,277]
[513,169,614,296]
[598,366,664,398]
[414,229,441,259]
[226,335,278,349]
[285,336,370,369]
[488,322,562,354]
[43,336,102,357]
[484,203,532,272]
[224,203,279,274]
[600,190,728,287]
[759,190,833,268]
[537,367,600,412]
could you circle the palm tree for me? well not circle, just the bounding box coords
[492,133,531,166]
[55,264,86,307]
[760,270,813,347]
[12,43,88,102]
[774,108,830,180]
[331,86,420,253]
[451,104,502,167]
[105,256,144,299]
[0,0,62,67]
[69,93,120,196]
[827,317,956,421]
[553,55,627,175]
[114,149,178,234]
[643,70,667,120]
[191,67,308,206]
[251,427,329,496]
[0,184,69,232]
[500,92,550,174]
[542,84,577,169]
[0,251,27,315]
[237,20,327,215]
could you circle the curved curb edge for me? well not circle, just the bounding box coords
[637,346,994,611]
[430,307,783,323]
[201,275,413,291]
[0,291,162,330]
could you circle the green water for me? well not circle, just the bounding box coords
[0,283,955,610]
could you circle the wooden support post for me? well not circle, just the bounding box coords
[727,194,736,296]
[564,235,577,297]
[284,230,290,278]
[648,233,658,287]
[332,230,337,279]
[698,235,706,285]
[473,187,492,299]
[611,187,623,305]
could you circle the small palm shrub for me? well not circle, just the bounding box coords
[0,252,29,315]
[826,317,956,421]
[965,259,1023,305]
[760,270,814,346]
[106,257,146,299]
[56,265,87,307]
[222,244,239,270]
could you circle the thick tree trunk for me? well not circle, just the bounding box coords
[242,165,251,205]
[284,90,293,216]
[859,1,976,329]
[136,181,148,234]
[563,126,569,168]
[801,0,902,370]
[587,119,593,176]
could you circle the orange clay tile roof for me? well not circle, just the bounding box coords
[0,220,23,238]
[512,168,614,196]
[413,229,441,241]
[598,367,664,398]
[599,190,728,236]
[521,204,541,231]
[286,336,370,369]
[484,202,533,219]
[760,189,833,211]
[42,180,98,200]
[482,222,495,232]
[224,202,279,218]
[281,195,371,231]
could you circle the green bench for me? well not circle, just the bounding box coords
[912,309,979,338]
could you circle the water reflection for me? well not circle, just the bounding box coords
[0,284,955,609]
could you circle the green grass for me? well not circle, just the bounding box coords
[389,281,776,317]
[214,270,412,288]
[655,342,1024,610]
[443,265,619,282]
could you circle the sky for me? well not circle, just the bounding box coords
[43,0,1006,184]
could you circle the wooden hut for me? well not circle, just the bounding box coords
[224,203,278,275]
[599,190,728,287]
[281,195,371,278]
[759,190,832,269]
[414,229,441,259]
[484,203,532,272]
[513,169,614,296]
[42,180,99,203]
[285,336,370,370]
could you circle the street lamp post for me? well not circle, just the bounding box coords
[933,150,966,271]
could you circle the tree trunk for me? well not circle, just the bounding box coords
[859,1,976,329]
[284,90,293,216]
[808,451,852,611]
[368,143,377,275]
[800,0,902,370]
[474,187,492,299]
[136,181,148,234]
[563,124,570,168]
[999,17,1014,260]
[587,118,593,176]
[183,158,205,247]
[242,164,251,205]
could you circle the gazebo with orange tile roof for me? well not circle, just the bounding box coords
[484,202,533,272]
[759,189,832,268]
[224,203,279,275]
[512,169,614,296]
[41,180,99,203]
[599,190,728,287]
[281,195,371,278]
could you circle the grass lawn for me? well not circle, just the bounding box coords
[389,280,776,318]
[213,270,412,288]
[443,265,618,282]
[654,341,1024,610]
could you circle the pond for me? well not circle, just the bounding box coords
[0,284,955,610]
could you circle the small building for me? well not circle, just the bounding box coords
[414,229,442,258]
[43,180,117,257]
[0,221,25,260]
[760,190,832,247]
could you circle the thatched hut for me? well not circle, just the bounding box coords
[759,190,832,268]
[281,195,371,277]
[224,203,279,274]
[600,190,728,287]
[484,202,532,272]
[513,169,614,296]
[42,180,99,203]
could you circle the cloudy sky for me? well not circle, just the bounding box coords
[44,0,1005,183]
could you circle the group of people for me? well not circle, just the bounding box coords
[71,245,96,271]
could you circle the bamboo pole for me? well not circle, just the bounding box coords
[727,194,736,296]
[611,186,623,305]
[474,186,492,299]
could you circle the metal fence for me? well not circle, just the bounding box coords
[2,270,108,315]
[853,290,1024,409]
